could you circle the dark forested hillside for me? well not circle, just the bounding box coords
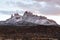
[0,25,60,38]
[0,25,59,40]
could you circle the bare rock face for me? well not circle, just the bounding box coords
[22,11,57,25]
[2,11,58,25]
[6,13,22,24]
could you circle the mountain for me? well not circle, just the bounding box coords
[22,11,57,25]
[0,11,58,26]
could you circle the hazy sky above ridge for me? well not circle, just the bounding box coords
[0,0,60,24]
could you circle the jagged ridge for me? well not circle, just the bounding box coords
[0,11,58,26]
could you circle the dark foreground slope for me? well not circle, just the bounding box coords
[0,25,60,38]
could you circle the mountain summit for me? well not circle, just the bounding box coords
[0,11,58,26]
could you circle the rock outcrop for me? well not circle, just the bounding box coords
[0,11,58,26]
[22,11,57,25]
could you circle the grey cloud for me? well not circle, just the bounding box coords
[34,0,60,4]
[39,3,60,15]
[0,10,24,15]
[0,11,14,15]
[4,0,60,15]
[16,1,60,15]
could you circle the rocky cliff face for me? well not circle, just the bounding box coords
[0,11,58,25]
[22,11,57,25]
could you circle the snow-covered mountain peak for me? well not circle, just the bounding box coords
[0,11,58,25]
[23,11,57,25]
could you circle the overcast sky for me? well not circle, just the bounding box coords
[0,0,60,24]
